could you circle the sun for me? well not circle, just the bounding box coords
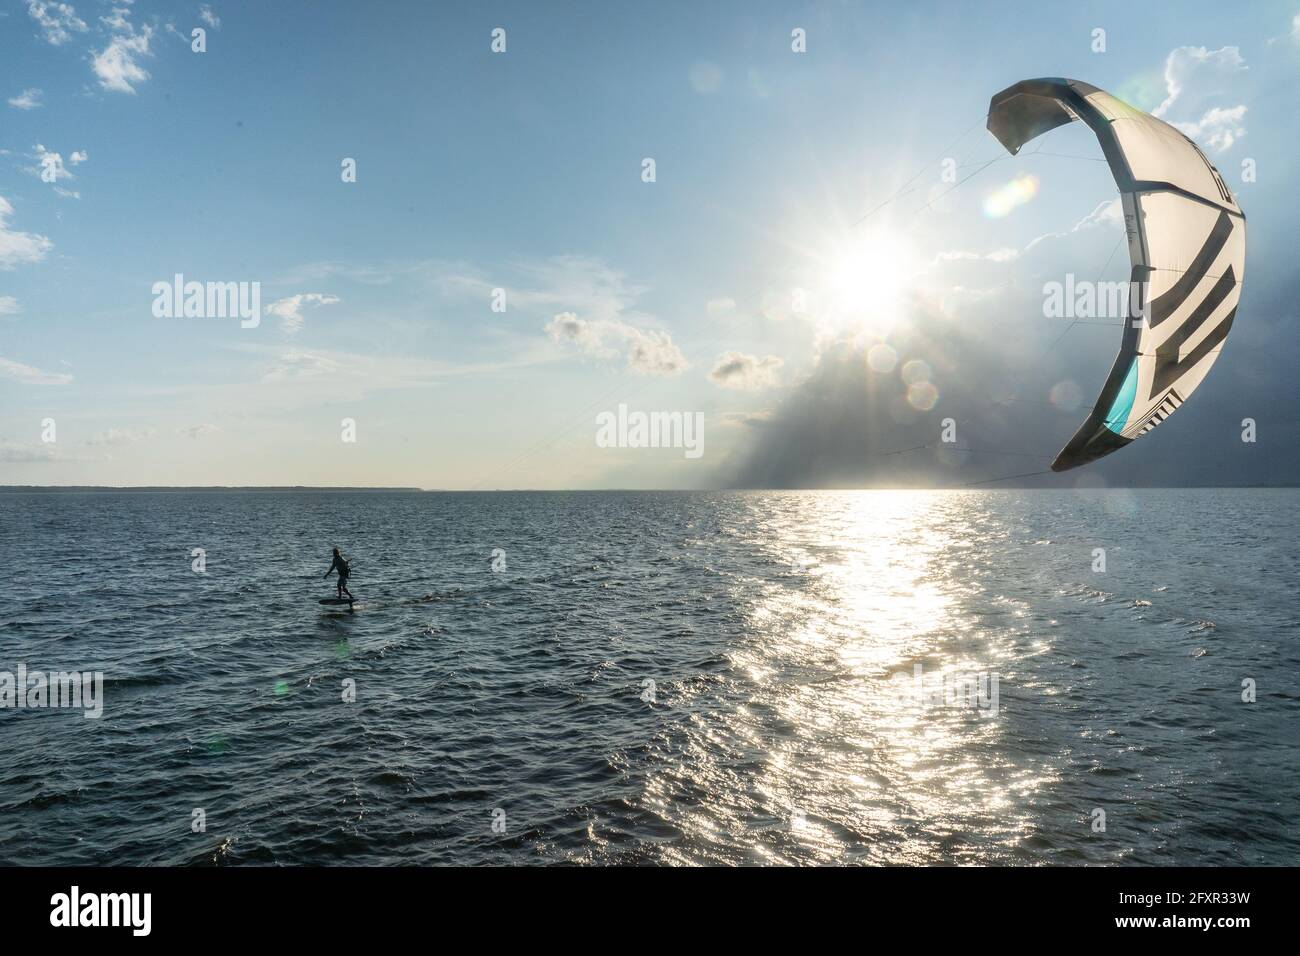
[820,229,920,335]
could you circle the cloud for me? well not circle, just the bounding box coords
[0,355,73,385]
[1153,46,1246,117]
[260,349,342,383]
[722,282,1092,488]
[545,312,616,359]
[8,89,43,110]
[265,293,341,335]
[719,409,774,428]
[92,14,154,94]
[934,201,1121,270]
[88,427,157,446]
[1025,198,1122,251]
[1170,104,1248,152]
[181,423,220,439]
[0,442,59,463]
[709,351,784,390]
[545,311,687,376]
[1152,46,1248,153]
[200,4,220,29]
[99,5,131,33]
[706,297,737,316]
[498,256,687,375]
[0,195,54,269]
[31,144,81,181]
[245,346,495,398]
[27,1,87,45]
[0,296,19,315]
[53,187,80,200]
[69,149,87,164]
[934,247,1020,264]
[622,326,688,375]
[1267,14,1300,46]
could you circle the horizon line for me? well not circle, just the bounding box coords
[2,484,1297,493]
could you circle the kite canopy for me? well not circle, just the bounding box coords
[987,78,1246,471]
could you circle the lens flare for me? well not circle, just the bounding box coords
[867,343,898,373]
[1049,380,1082,411]
[906,381,939,411]
[901,359,932,385]
[983,174,1039,218]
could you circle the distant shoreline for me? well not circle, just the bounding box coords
[0,486,426,493]
[1,485,1296,493]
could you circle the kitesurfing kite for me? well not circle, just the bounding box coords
[987,78,1246,471]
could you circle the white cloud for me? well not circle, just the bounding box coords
[934,247,1021,264]
[477,255,687,375]
[621,325,688,376]
[69,149,87,164]
[266,293,341,335]
[544,312,616,359]
[1272,14,1300,46]
[0,195,54,269]
[99,5,132,33]
[88,426,157,446]
[32,144,66,179]
[545,311,687,376]
[181,423,220,439]
[27,1,87,45]
[1026,198,1122,251]
[92,19,154,94]
[31,144,84,181]
[0,442,60,463]
[720,409,773,428]
[1153,46,1248,153]
[1153,46,1246,117]
[200,4,221,29]
[248,346,486,397]
[0,296,19,315]
[709,351,784,390]
[706,296,737,316]
[1170,104,1247,152]
[261,349,342,383]
[8,89,43,110]
[0,355,72,385]
[53,186,81,200]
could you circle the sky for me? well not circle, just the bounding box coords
[1,0,1298,489]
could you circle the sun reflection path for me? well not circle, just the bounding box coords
[655,491,1061,864]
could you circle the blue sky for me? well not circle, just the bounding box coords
[2,0,1298,487]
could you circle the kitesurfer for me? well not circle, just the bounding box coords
[324,548,354,602]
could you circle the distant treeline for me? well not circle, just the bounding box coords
[0,486,424,493]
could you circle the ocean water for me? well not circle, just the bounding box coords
[1,489,1297,866]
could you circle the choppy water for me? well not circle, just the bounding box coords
[1,489,1297,866]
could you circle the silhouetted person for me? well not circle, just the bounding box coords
[325,548,354,602]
